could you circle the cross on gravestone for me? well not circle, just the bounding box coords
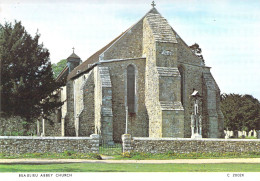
[151,1,156,8]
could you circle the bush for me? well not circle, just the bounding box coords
[32,153,44,157]
[63,150,76,156]
[121,152,131,158]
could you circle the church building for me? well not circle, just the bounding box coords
[52,5,224,142]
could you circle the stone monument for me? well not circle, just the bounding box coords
[191,90,202,139]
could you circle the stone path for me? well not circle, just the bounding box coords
[0,158,260,164]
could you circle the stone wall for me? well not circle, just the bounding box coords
[124,137,260,153]
[94,66,102,135]
[143,12,185,138]
[102,19,143,60]
[43,112,62,136]
[65,80,76,136]
[143,16,162,138]
[60,86,67,136]
[0,116,36,136]
[79,71,95,136]
[176,41,224,138]
[0,134,99,154]
[100,59,149,142]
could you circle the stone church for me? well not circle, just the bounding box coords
[50,6,224,142]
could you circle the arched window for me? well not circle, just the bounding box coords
[127,65,135,113]
[178,66,185,105]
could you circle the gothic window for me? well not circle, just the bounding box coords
[178,66,185,105]
[127,65,136,113]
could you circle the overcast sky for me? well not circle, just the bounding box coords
[1,0,260,100]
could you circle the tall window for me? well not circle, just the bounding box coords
[127,65,135,113]
[178,66,184,105]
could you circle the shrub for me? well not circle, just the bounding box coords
[121,152,131,158]
[63,150,76,156]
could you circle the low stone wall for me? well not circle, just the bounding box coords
[0,134,99,154]
[122,135,260,153]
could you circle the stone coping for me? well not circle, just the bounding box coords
[100,57,146,63]
[132,137,260,142]
[0,136,93,140]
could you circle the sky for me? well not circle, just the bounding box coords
[0,0,260,100]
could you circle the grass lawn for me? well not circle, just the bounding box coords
[0,163,259,172]
[1,151,260,160]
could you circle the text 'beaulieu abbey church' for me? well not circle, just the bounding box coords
[47,7,224,142]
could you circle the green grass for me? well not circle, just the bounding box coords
[1,151,260,160]
[0,163,259,172]
[116,151,260,160]
[99,143,122,156]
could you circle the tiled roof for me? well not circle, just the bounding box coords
[145,12,177,43]
[56,66,69,81]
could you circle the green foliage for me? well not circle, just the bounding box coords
[63,150,76,156]
[0,21,65,122]
[221,93,260,132]
[51,59,67,79]
[0,163,260,172]
[189,43,204,63]
[116,151,260,160]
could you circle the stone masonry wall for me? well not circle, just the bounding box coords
[143,16,162,138]
[175,24,224,138]
[101,59,148,142]
[102,19,143,60]
[0,116,36,136]
[65,80,75,136]
[177,63,204,138]
[176,45,224,138]
[61,86,67,136]
[128,137,260,153]
[0,134,99,154]
[94,66,102,135]
[144,12,185,138]
[177,35,203,66]
[99,67,113,142]
[79,71,95,136]
[43,112,62,136]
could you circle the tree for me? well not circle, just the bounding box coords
[189,43,204,63]
[221,93,260,134]
[52,59,67,79]
[0,21,65,122]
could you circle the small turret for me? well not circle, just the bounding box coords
[67,47,81,72]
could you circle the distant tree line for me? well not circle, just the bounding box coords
[52,59,67,79]
[221,93,260,135]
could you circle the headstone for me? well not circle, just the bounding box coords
[257,130,260,139]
